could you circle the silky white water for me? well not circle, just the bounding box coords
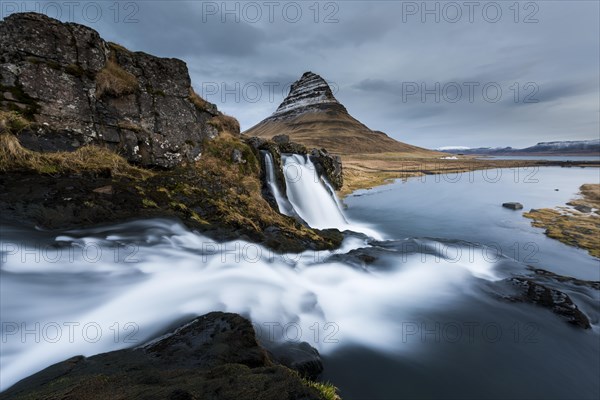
[282,154,347,228]
[0,219,500,391]
[262,151,292,215]
[282,154,381,239]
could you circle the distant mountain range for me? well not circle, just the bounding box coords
[438,140,600,156]
[244,72,440,156]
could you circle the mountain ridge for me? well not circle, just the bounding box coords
[244,72,440,156]
[438,139,600,156]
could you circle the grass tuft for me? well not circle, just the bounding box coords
[189,88,212,112]
[209,113,240,136]
[96,59,138,98]
[0,132,151,180]
[299,375,341,400]
[0,111,31,134]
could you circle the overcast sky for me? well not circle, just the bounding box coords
[7,1,599,148]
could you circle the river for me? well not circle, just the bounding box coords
[1,164,598,399]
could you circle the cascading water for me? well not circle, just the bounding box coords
[282,154,347,229]
[262,151,295,216]
[281,154,381,239]
[0,220,502,391]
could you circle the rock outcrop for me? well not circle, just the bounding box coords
[1,312,333,400]
[506,278,591,329]
[0,12,238,168]
[310,147,343,190]
[270,72,347,119]
[246,134,344,192]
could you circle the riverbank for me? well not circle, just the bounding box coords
[524,184,600,258]
[339,152,600,196]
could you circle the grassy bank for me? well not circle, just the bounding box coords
[339,152,600,196]
[523,184,600,258]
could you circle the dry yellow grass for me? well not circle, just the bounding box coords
[96,59,138,98]
[524,184,600,258]
[338,152,557,196]
[189,88,212,111]
[209,113,240,136]
[0,110,30,134]
[245,109,440,155]
[0,133,151,179]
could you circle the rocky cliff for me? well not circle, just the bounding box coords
[0,12,238,168]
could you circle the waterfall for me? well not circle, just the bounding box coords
[262,151,295,216]
[282,154,348,230]
[260,153,381,239]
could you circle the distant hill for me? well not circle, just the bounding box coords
[244,72,441,156]
[439,140,600,156]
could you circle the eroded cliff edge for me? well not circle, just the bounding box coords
[0,13,342,252]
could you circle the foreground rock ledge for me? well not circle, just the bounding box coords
[1,312,336,400]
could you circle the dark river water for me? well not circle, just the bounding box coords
[325,166,600,400]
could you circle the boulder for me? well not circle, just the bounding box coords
[502,202,523,210]
[279,141,308,154]
[272,134,290,144]
[574,205,592,213]
[2,312,328,399]
[507,278,591,329]
[266,341,324,380]
[231,148,245,164]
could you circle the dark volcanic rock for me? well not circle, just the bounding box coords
[1,313,328,400]
[279,141,309,154]
[502,202,523,210]
[573,205,593,213]
[272,134,290,144]
[0,13,237,168]
[266,341,324,380]
[245,136,288,208]
[310,148,343,190]
[506,278,591,329]
[527,267,600,290]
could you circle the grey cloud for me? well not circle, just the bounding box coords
[22,0,598,149]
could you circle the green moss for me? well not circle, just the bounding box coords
[300,376,340,400]
[50,61,62,70]
[169,201,188,211]
[146,85,165,97]
[65,63,85,78]
[190,211,210,225]
[142,198,158,208]
[37,165,60,174]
